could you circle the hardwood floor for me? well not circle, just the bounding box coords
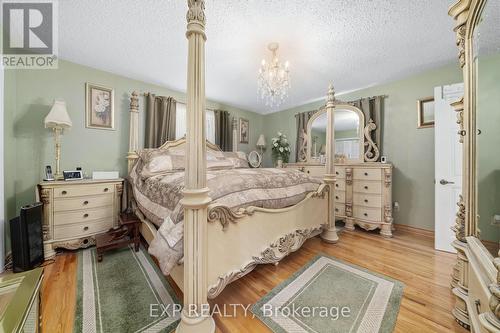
[41,226,468,333]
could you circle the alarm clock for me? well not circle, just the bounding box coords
[63,170,83,181]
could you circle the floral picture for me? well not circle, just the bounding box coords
[86,83,115,130]
[239,118,249,144]
[272,132,291,167]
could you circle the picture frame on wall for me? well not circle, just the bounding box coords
[239,118,249,144]
[86,83,115,130]
[417,97,435,128]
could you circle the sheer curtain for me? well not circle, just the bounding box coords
[175,103,216,143]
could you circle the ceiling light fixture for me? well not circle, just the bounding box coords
[258,43,291,109]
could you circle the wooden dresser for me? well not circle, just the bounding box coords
[37,179,123,259]
[285,163,393,237]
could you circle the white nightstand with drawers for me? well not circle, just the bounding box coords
[37,179,124,259]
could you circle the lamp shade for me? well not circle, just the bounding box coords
[44,99,72,129]
[256,134,266,147]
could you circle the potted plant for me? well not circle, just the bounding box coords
[271,132,290,167]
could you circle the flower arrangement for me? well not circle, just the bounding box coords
[271,132,291,164]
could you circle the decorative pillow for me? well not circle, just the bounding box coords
[138,149,185,178]
[223,152,249,168]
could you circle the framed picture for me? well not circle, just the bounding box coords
[417,97,435,128]
[239,118,249,144]
[86,83,115,130]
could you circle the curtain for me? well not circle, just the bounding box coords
[295,110,318,162]
[351,96,383,160]
[214,110,232,151]
[145,94,176,148]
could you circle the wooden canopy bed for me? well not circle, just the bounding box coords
[125,1,338,331]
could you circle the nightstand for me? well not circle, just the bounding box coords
[37,178,124,260]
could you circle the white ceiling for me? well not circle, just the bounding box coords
[59,0,458,114]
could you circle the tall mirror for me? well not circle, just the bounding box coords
[474,0,500,255]
[307,105,365,163]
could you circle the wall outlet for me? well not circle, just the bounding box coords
[492,215,500,226]
[393,202,400,211]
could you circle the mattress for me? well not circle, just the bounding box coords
[129,160,322,274]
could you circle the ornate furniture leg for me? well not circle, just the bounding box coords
[176,1,215,332]
[321,85,339,244]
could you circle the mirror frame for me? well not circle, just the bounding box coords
[449,0,499,329]
[306,104,365,164]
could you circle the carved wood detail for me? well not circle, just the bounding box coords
[345,202,353,218]
[40,188,50,204]
[364,120,380,162]
[345,168,353,185]
[52,237,96,250]
[207,227,322,299]
[489,257,500,320]
[453,195,466,243]
[384,168,392,187]
[384,204,393,223]
[451,97,465,143]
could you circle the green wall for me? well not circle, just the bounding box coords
[3,60,263,251]
[477,53,500,244]
[262,63,463,231]
[3,59,467,252]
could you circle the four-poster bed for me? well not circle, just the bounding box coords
[125,1,338,331]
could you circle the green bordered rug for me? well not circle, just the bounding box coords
[74,246,181,333]
[252,254,404,333]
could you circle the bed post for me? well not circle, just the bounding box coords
[321,84,339,243]
[232,117,238,152]
[177,1,215,333]
[127,91,139,173]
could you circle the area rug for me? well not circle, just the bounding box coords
[74,246,181,333]
[252,254,404,333]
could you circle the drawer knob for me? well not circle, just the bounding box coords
[306,170,310,174]
[364,199,368,203]
[83,213,89,218]
[364,213,368,217]
[364,186,368,190]
[103,188,109,192]
[335,171,339,175]
[83,226,89,231]
[335,208,339,212]
[335,196,339,200]
[83,200,89,205]
[335,184,339,187]
[364,172,368,176]
[61,190,67,195]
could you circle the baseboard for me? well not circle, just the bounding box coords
[394,223,434,238]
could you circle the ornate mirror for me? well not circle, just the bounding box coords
[306,104,365,164]
[473,0,500,255]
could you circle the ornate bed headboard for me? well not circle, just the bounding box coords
[126,91,231,173]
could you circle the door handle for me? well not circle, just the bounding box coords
[439,179,455,185]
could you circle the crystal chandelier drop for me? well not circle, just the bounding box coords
[258,43,291,109]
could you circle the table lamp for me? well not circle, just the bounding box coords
[44,99,72,180]
[256,134,266,155]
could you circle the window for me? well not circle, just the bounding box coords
[175,103,216,143]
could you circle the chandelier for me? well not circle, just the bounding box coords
[258,43,291,109]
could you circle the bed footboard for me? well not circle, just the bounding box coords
[205,184,329,298]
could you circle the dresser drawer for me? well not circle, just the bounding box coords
[304,166,325,178]
[54,219,111,239]
[353,181,381,194]
[54,206,113,226]
[353,206,382,222]
[334,190,346,203]
[54,184,115,198]
[353,168,382,181]
[334,203,345,216]
[334,179,346,191]
[353,193,382,208]
[54,194,113,212]
[334,167,345,179]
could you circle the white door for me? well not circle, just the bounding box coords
[435,83,464,253]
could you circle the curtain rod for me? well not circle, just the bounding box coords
[139,92,219,113]
[293,95,388,116]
